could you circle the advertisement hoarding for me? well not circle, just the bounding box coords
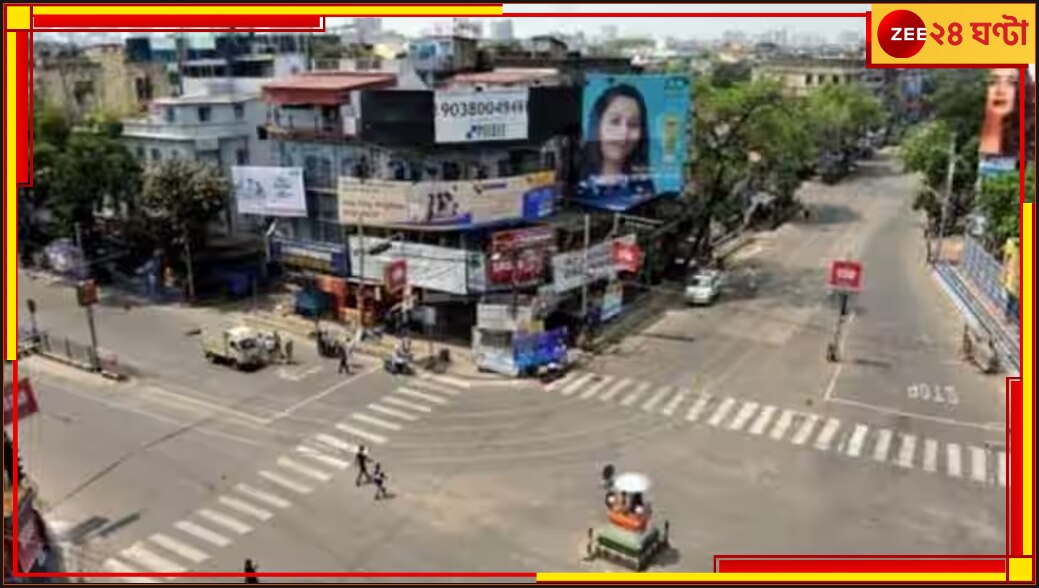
[349,237,472,295]
[552,235,637,293]
[577,74,691,211]
[488,226,556,286]
[233,166,307,217]
[337,178,417,225]
[435,89,530,143]
[270,239,350,276]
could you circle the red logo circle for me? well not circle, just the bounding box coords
[878,9,927,58]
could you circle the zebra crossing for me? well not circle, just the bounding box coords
[543,370,1006,489]
[99,373,463,580]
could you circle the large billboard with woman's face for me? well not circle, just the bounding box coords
[577,74,691,211]
[978,68,1020,175]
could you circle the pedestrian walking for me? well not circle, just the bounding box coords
[243,559,260,584]
[284,339,294,365]
[338,345,351,375]
[355,445,372,486]
[372,463,389,500]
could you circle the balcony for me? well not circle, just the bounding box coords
[122,118,252,141]
[264,116,357,142]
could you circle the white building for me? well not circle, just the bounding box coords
[490,19,515,42]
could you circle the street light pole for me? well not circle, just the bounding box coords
[580,213,591,319]
[183,225,196,301]
[933,133,957,265]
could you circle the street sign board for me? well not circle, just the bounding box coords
[3,379,39,426]
[828,260,863,291]
[76,280,98,306]
[383,259,407,294]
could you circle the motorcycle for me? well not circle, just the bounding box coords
[537,361,568,383]
[384,352,415,376]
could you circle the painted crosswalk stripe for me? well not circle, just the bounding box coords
[895,434,917,468]
[748,405,776,436]
[148,533,209,564]
[660,389,690,417]
[368,403,419,422]
[969,446,986,483]
[621,382,652,407]
[707,397,737,427]
[122,543,186,573]
[561,373,597,396]
[173,521,231,548]
[218,496,273,521]
[277,456,333,481]
[335,422,388,445]
[813,418,841,451]
[998,452,1006,487]
[103,558,160,582]
[685,394,713,422]
[580,375,616,400]
[920,439,938,473]
[846,424,869,457]
[382,396,432,413]
[872,429,894,462]
[418,375,466,394]
[351,412,403,431]
[728,402,760,431]
[396,387,448,405]
[259,470,314,495]
[599,378,632,402]
[413,379,462,396]
[314,433,359,454]
[640,386,672,413]
[947,444,963,478]
[235,484,292,509]
[791,414,819,446]
[769,409,795,440]
[544,372,574,392]
[296,445,350,470]
[196,509,253,535]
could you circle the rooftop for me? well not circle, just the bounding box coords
[152,93,258,106]
[447,68,559,86]
[263,72,397,92]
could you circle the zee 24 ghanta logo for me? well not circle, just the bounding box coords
[878,9,1029,58]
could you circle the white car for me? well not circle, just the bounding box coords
[685,270,723,306]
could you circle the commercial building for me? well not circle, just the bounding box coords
[750,56,869,98]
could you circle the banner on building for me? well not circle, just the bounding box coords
[600,281,624,322]
[337,178,418,225]
[551,235,637,293]
[233,166,307,217]
[384,260,408,294]
[270,238,350,276]
[3,379,39,426]
[434,89,530,143]
[349,237,471,295]
[577,74,691,211]
[488,226,556,286]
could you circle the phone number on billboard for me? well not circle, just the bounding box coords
[439,99,527,118]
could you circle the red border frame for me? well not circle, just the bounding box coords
[5,3,1032,582]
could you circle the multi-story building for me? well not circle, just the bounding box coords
[490,19,515,42]
[750,56,868,98]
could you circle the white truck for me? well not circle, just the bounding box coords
[201,326,266,370]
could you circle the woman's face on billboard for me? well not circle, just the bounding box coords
[987,68,1016,117]
[599,95,643,168]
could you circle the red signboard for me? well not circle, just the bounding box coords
[17,511,45,572]
[613,241,643,274]
[3,379,39,426]
[828,260,863,291]
[383,260,407,294]
[488,227,555,286]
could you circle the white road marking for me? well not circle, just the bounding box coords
[969,446,987,483]
[748,405,776,435]
[351,412,403,431]
[728,402,760,431]
[421,374,468,391]
[235,484,292,509]
[621,382,652,407]
[660,388,690,417]
[259,470,314,494]
[599,378,633,402]
[947,444,963,478]
[640,386,672,413]
[922,439,939,472]
[277,456,333,481]
[335,423,388,445]
[367,403,419,422]
[580,375,616,400]
[770,409,795,440]
[121,543,186,573]
[295,445,350,470]
[148,534,209,564]
[218,496,274,521]
[707,397,737,427]
[544,372,574,392]
[895,434,917,468]
[103,558,160,582]
[846,424,869,457]
[824,396,1003,432]
[791,414,819,446]
[873,429,894,462]
[412,378,462,396]
[173,521,231,548]
[561,373,597,396]
[196,509,253,535]
[813,418,841,451]
[382,396,432,413]
[685,394,713,422]
[998,451,1006,487]
[314,433,359,454]
[396,387,448,405]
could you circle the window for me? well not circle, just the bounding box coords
[804,74,813,86]
[236,149,248,165]
[234,104,245,120]
[197,106,212,123]
[136,147,145,159]
[151,148,162,161]
[165,108,175,123]
[832,75,841,84]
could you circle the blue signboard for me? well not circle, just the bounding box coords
[270,238,350,276]
[522,184,557,220]
[514,328,568,371]
[577,74,692,212]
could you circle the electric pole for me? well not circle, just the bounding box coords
[933,133,957,265]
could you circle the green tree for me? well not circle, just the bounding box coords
[807,83,885,155]
[900,120,980,232]
[923,69,988,141]
[975,166,1032,251]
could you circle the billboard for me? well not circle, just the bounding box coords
[977,67,1034,176]
[551,235,637,293]
[435,89,529,143]
[488,226,556,286]
[577,74,691,211]
[233,166,307,217]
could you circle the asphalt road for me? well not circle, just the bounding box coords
[11,153,1005,581]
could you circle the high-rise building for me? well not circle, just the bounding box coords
[490,19,515,42]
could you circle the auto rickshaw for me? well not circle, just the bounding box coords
[586,471,669,571]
